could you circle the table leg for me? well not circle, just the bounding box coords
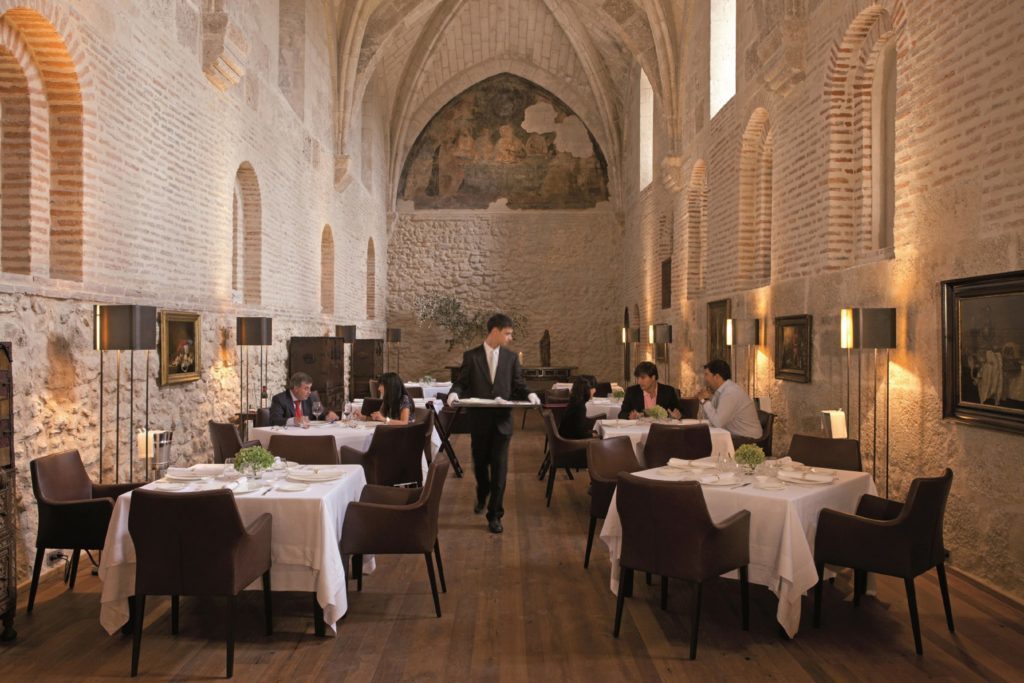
[313,593,325,637]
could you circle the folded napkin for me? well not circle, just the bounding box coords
[223,477,247,490]
[802,472,834,483]
[666,458,691,470]
[773,456,792,466]
[698,474,720,484]
[689,460,718,469]
[166,467,196,478]
[192,464,225,475]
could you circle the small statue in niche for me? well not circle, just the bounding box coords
[539,329,551,367]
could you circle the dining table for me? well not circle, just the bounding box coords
[595,418,736,467]
[98,464,369,636]
[586,397,623,420]
[599,460,877,637]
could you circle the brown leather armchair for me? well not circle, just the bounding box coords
[585,437,640,568]
[254,408,271,428]
[540,409,591,508]
[413,408,436,464]
[678,397,701,419]
[787,433,862,471]
[209,421,260,464]
[614,473,750,660]
[405,385,425,399]
[267,434,339,465]
[339,421,430,486]
[643,423,713,468]
[28,450,143,612]
[754,410,775,459]
[128,488,272,678]
[340,460,450,617]
[813,468,955,655]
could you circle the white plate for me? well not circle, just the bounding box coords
[754,479,786,490]
[700,475,742,486]
[287,471,346,483]
[645,467,691,481]
[164,471,205,481]
[777,471,834,485]
[154,481,186,491]
[275,481,309,492]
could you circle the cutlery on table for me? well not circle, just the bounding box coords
[730,482,751,489]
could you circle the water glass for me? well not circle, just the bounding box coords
[223,457,236,476]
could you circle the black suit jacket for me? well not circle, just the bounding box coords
[618,383,681,419]
[269,390,317,427]
[450,345,529,436]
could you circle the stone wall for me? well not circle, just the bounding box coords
[386,211,622,384]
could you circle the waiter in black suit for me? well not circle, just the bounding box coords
[618,361,682,419]
[447,314,540,534]
[269,372,338,426]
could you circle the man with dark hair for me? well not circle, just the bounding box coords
[618,361,683,419]
[447,313,540,533]
[269,372,338,426]
[697,359,761,443]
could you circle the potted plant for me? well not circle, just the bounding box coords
[412,293,529,351]
[612,389,625,400]
[235,445,275,479]
[734,444,766,474]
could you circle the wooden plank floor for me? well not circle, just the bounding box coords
[3,420,1023,681]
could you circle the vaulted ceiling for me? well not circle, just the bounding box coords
[325,0,689,210]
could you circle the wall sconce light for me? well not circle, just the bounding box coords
[386,327,402,374]
[95,305,156,483]
[237,317,273,438]
[726,318,761,396]
[650,323,673,385]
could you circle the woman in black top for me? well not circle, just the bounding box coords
[560,377,596,439]
[364,372,415,424]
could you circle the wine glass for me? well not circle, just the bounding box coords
[311,400,324,421]
[342,402,353,422]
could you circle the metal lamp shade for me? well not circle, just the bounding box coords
[237,317,273,346]
[95,305,157,350]
[386,328,402,343]
[336,325,357,342]
[734,319,761,347]
[841,308,896,349]
[653,324,673,344]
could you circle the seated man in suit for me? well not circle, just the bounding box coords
[269,372,338,426]
[696,359,762,444]
[618,361,683,419]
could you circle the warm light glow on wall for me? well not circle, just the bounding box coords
[840,308,854,349]
[726,318,734,346]
[648,325,655,344]
[621,327,627,344]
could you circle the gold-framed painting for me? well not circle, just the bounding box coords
[160,311,201,385]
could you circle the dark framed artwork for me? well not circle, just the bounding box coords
[707,299,731,366]
[160,311,201,385]
[774,315,813,383]
[942,269,1024,434]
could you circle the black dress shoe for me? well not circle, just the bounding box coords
[474,499,486,514]
[488,518,503,534]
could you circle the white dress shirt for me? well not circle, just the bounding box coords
[483,341,500,383]
[700,380,762,439]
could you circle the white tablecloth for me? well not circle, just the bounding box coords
[599,465,876,637]
[98,465,369,635]
[404,382,452,400]
[352,397,442,414]
[596,419,735,466]
[586,398,623,420]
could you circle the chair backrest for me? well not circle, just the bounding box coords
[594,382,613,398]
[254,408,271,428]
[421,408,435,463]
[267,434,339,465]
[616,473,720,580]
[368,378,380,398]
[587,436,640,481]
[644,423,712,468]
[366,421,431,486]
[787,433,861,471]
[543,388,570,405]
[209,421,244,464]
[406,385,425,399]
[756,410,775,458]
[678,397,700,420]
[129,489,246,595]
[420,459,450,541]
[30,449,92,503]
[896,468,954,572]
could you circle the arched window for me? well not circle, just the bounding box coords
[739,108,772,286]
[872,40,896,250]
[231,176,243,301]
[709,0,736,118]
[366,238,376,320]
[321,225,334,314]
[638,69,654,190]
[234,162,262,304]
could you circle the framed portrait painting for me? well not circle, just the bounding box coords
[707,299,731,366]
[774,315,812,383]
[942,270,1024,434]
[160,311,201,385]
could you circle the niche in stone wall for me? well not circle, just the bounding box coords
[398,73,609,210]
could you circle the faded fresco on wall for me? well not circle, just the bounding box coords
[398,73,610,210]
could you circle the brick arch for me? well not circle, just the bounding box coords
[683,160,708,296]
[738,108,772,286]
[365,237,375,320]
[0,7,84,282]
[234,162,262,305]
[0,45,31,275]
[825,3,905,266]
[321,225,335,315]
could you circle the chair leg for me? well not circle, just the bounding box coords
[68,549,81,590]
[226,595,236,678]
[262,571,273,636]
[27,548,45,613]
[853,569,865,606]
[936,563,955,633]
[546,462,556,507]
[905,577,923,655]
[814,561,824,628]
[424,553,442,618]
[740,565,750,631]
[689,582,703,660]
[646,572,652,586]
[130,594,146,677]
[584,517,597,569]
[353,554,363,592]
[313,593,325,637]
[565,467,574,480]
[536,452,550,481]
[434,540,447,593]
[613,567,633,638]
[661,576,669,610]
[171,595,179,634]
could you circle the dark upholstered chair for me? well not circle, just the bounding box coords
[585,437,640,568]
[814,468,955,655]
[254,408,271,428]
[209,421,260,464]
[27,450,143,612]
[405,385,424,399]
[643,423,712,468]
[267,434,339,465]
[595,382,613,398]
[678,397,701,419]
[413,408,436,464]
[339,421,430,486]
[128,489,272,678]
[614,474,750,659]
[788,433,862,471]
[754,410,775,459]
[341,460,450,617]
[540,409,591,507]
